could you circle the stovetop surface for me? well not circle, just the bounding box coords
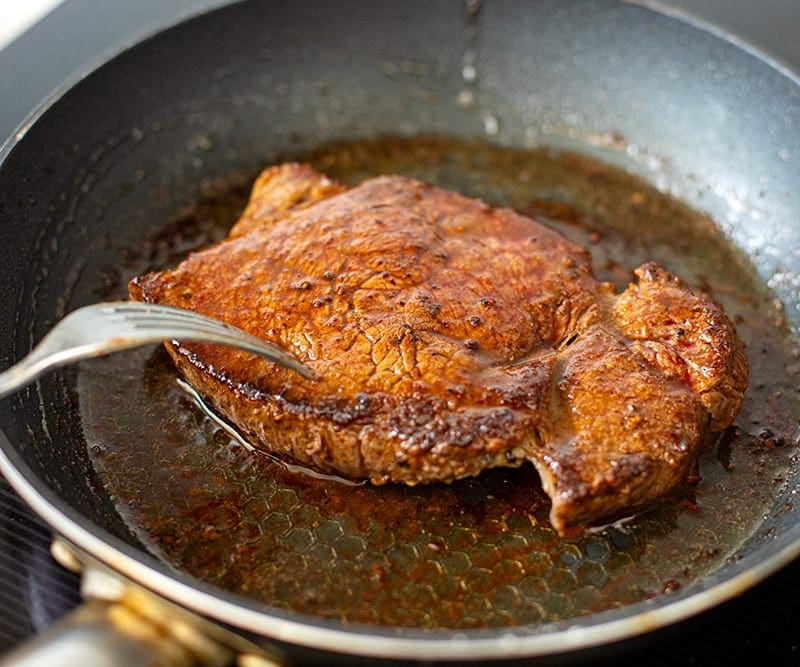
[0,480,80,648]
[1,1,800,664]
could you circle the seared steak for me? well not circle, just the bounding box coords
[130,163,748,536]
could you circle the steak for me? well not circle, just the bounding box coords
[130,163,748,536]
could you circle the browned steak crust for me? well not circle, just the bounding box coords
[130,163,748,536]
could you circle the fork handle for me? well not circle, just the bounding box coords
[0,348,63,399]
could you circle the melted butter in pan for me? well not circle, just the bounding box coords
[79,136,800,629]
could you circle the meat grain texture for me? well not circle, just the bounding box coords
[130,163,748,536]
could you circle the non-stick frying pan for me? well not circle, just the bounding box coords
[1,0,800,664]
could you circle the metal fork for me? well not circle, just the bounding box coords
[0,301,314,399]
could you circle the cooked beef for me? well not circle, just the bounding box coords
[130,163,748,536]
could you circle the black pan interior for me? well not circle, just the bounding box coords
[1,0,800,653]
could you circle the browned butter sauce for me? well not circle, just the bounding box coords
[79,136,800,629]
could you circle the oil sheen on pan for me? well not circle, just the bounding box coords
[79,137,799,629]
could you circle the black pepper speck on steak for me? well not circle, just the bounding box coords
[130,163,748,536]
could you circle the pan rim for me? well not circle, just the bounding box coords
[2,0,800,659]
[0,0,236,165]
[627,0,800,86]
[3,430,800,660]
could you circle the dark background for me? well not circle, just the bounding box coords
[0,1,799,663]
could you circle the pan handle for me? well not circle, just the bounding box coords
[0,539,285,667]
[0,598,231,667]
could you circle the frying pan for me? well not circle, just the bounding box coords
[1,0,800,664]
